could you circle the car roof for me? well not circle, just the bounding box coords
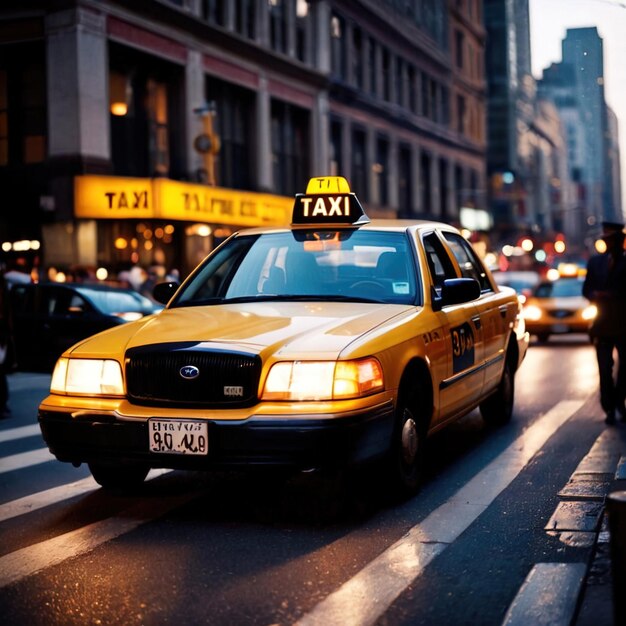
[233,219,458,237]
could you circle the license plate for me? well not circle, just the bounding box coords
[148,419,208,455]
[551,323,569,333]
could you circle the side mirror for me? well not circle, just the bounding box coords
[439,278,481,307]
[152,281,180,305]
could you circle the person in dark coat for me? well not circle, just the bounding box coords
[583,221,626,424]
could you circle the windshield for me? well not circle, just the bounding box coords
[534,279,583,298]
[75,288,156,313]
[174,230,420,306]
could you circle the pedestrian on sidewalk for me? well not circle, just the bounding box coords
[583,221,626,425]
[0,317,10,418]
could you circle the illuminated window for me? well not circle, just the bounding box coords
[21,64,46,164]
[147,80,169,175]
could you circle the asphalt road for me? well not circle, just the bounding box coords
[0,335,623,625]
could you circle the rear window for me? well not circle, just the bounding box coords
[534,279,583,298]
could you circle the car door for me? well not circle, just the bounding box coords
[441,231,509,394]
[420,231,485,422]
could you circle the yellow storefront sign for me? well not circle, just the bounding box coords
[74,175,291,227]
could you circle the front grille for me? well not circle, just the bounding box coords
[125,343,261,408]
[549,309,574,319]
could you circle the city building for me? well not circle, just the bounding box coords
[0,0,488,281]
[540,27,623,246]
[484,0,579,260]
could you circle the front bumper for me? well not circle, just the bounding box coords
[38,401,395,472]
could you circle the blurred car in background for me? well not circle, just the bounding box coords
[492,271,540,304]
[521,276,596,343]
[9,283,161,371]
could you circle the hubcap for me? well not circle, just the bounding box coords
[401,413,418,465]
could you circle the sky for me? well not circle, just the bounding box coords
[528,0,626,217]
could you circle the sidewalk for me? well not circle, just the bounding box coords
[575,424,626,626]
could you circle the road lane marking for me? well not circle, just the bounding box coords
[0,448,55,474]
[0,469,172,523]
[0,489,196,588]
[502,563,587,626]
[0,424,42,443]
[295,400,584,626]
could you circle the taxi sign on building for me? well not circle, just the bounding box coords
[291,176,370,227]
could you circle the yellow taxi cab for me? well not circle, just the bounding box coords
[522,275,596,343]
[38,176,528,495]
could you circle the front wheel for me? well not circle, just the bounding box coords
[480,359,514,427]
[386,391,426,497]
[88,462,149,492]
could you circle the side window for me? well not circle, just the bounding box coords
[442,232,492,292]
[421,232,457,296]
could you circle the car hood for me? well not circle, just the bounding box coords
[67,301,416,360]
[526,295,589,309]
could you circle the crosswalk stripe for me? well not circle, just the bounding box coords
[0,424,42,443]
[0,490,198,588]
[0,469,172,523]
[0,448,55,474]
[295,400,584,626]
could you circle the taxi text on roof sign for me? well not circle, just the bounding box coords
[291,176,370,227]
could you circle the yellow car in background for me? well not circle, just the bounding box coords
[39,177,528,496]
[522,277,596,343]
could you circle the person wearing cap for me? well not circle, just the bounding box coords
[583,221,626,424]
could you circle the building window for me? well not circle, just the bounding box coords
[457,94,466,134]
[147,80,169,176]
[420,152,432,215]
[330,118,343,176]
[270,0,287,54]
[421,73,431,119]
[455,30,464,69]
[368,37,377,96]
[351,128,367,202]
[455,164,464,212]
[407,65,417,114]
[375,136,389,206]
[271,100,309,196]
[439,158,448,220]
[109,46,181,178]
[353,27,364,89]
[330,13,347,80]
[398,144,412,216]
[381,47,391,102]
[396,58,405,108]
[203,0,227,26]
[210,79,254,190]
[235,0,256,40]
[440,86,450,126]
[296,0,310,62]
[6,62,47,165]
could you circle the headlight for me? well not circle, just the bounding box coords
[113,312,143,322]
[262,357,384,401]
[522,305,542,321]
[50,358,125,396]
[582,304,597,321]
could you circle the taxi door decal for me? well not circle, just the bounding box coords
[451,322,475,373]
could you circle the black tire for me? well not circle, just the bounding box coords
[88,462,149,491]
[480,359,514,427]
[386,382,427,497]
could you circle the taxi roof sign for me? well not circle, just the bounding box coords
[292,176,370,227]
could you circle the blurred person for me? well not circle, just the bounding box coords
[0,318,10,417]
[583,221,626,424]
